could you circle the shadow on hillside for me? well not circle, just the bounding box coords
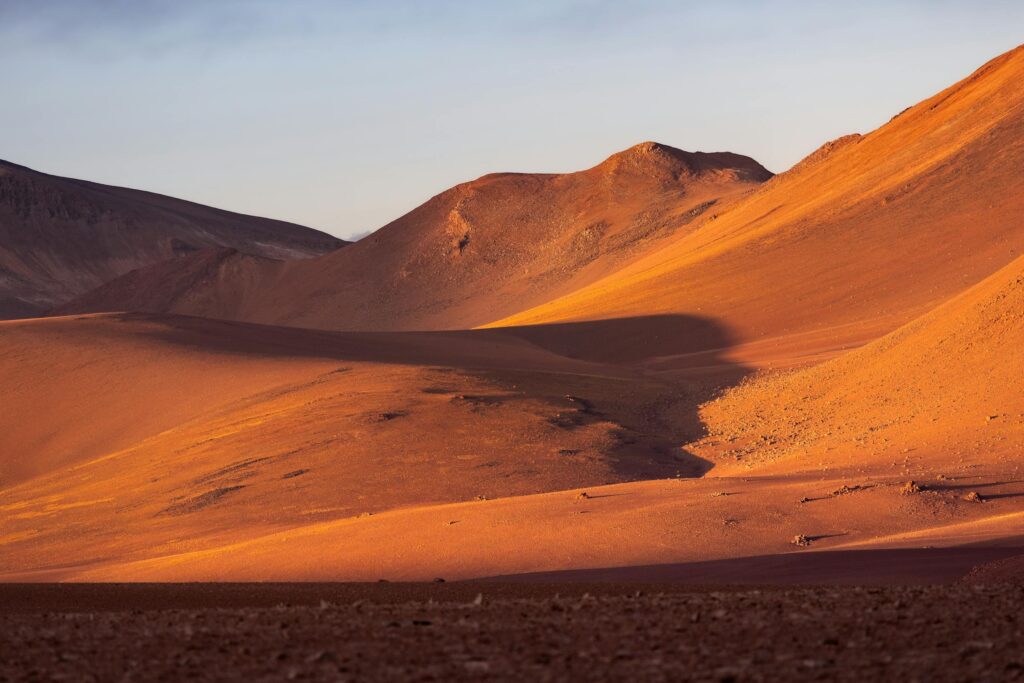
[133,312,751,480]
[475,314,743,366]
[481,546,1024,585]
[474,315,752,480]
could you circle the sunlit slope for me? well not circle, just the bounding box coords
[225,143,771,331]
[17,473,1024,582]
[0,313,728,577]
[0,315,341,486]
[692,253,1024,474]
[493,46,1024,356]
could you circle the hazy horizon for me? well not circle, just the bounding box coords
[2,0,1022,240]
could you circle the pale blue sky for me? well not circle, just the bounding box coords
[1,1,1021,239]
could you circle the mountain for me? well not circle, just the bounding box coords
[64,45,1024,349]
[251,143,771,331]
[57,144,771,328]
[492,45,1024,366]
[0,160,345,317]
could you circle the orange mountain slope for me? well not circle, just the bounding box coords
[256,144,771,331]
[0,160,344,318]
[62,46,1024,355]
[691,252,1024,476]
[492,45,1024,364]
[58,144,771,329]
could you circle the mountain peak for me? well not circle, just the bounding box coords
[598,142,773,183]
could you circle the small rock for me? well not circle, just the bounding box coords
[305,650,335,664]
[900,481,923,495]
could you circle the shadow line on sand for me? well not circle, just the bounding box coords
[121,312,755,480]
[478,546,1024,586]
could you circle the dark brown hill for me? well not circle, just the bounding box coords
[0,160,344,317]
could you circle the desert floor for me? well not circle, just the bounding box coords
[2,579,1023,682]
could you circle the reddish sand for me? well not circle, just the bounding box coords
[0,312,738,579]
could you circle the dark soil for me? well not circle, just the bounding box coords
[1,582,1022,681]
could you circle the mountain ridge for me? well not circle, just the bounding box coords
[55,141,771,329]
[0,159,345,317]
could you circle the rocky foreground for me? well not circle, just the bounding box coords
[1,582,1022,681]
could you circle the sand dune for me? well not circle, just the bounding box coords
[0,160,343,317]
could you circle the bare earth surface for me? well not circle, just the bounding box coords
[4,48,1024,586]
[2,582,1023,682]
[3,45,1024,683]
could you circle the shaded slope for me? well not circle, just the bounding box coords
[0,160,344,316]
[211,143,770,330]
[692,253,1024,474]
[494,45,1024,363]
[52,248,286,320]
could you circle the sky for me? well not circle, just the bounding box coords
[1,1,1022,240]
